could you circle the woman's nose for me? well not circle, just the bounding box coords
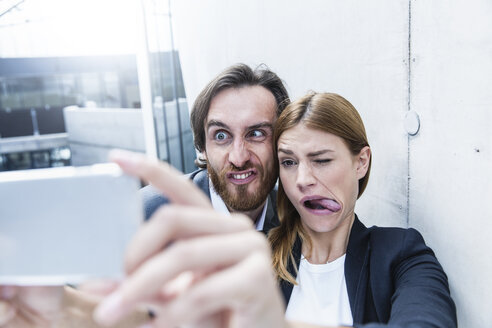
[296,162,316,190]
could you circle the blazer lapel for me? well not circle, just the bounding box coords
[345,215,371,324]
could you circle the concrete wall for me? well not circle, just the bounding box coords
[171,0,492,326]
[63,104,196,173]
[63,107,145,166]
[172,0,411,228]
[409,1,492,326]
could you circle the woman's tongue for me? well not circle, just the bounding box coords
[306,198,341,212]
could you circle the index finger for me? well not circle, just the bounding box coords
[109,149,211,209]
[124,207,253,274]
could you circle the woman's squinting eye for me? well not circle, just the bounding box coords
[314,159,332,164]
[214,131,228,141]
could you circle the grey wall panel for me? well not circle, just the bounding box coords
[63,107,145,165]
[411,1,492,326]
[68,143,114,167]
[63,107,145,150]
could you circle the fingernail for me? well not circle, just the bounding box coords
[0,301,9,314]
[0,302,15,325]
[93,292,125,326]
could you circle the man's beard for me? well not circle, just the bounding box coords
[208,162,277,212]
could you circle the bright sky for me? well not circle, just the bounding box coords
[0,0,140,57]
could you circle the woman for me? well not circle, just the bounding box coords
[1,92,455,328]
[269,92,457,327]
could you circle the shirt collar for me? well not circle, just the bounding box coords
[209,179,267,231]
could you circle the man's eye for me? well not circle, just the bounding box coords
[248,130,265,138]
[214,131,229,141]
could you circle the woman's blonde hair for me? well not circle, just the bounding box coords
[268,92,371,284]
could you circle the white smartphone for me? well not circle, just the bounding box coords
[0,163,143,285]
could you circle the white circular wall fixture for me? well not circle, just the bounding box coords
[404,110,421,136]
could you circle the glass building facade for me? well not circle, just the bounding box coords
[0,0,196,173]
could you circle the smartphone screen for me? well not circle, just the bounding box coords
[0,163,143,285]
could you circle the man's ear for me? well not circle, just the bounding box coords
[202,151,207,161]
[356,146,371,179]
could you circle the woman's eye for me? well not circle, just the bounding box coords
[281,159,296,167]
[214,131,229,141]
[314,159,332,164]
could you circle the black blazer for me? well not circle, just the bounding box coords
[280,215,457,328]
[140,169,280,235]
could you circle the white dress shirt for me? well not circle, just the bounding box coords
[285,254,353,327]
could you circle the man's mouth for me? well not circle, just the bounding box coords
[302,196,341,213]
[232,172,253,180]
[227,170,257,185]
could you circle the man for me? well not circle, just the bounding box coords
[91,64,294,326]
[141,63,290,234]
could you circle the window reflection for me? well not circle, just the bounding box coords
[0,0,196,173]
[0,56,141,171]
[142,0,196,173]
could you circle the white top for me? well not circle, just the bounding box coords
[209,180,267,231]
[285,254,353,327]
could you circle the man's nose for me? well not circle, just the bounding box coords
[228,140,250,168]
[296,162,316,190]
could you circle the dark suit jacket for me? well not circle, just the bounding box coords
[280,215,457,328]
[140,169,280,235]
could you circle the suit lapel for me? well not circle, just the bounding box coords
[192,169,211,199]
[345,215,370,324]
[261,189,280,235]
